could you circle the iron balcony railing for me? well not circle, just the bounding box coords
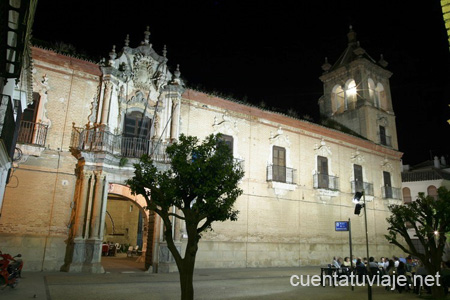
[71,127,169,162]
[381,186,401,200]
[267,165,295,184]
[313,173,339,190]
[17,120,48,147]
[351,181,374,196]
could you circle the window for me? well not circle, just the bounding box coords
[368,78,376,106]
[219,134,234,155]
[121,111,152,157]
[123,111,151,139]
[376,83,387,110]
[332,85,345,114]
[345,79,357,109]
[272,146,286,182]
[403,187,412,204]
[317,156,329,189]
[383,171,392,198]
[427,185,438,200]
[17,92,41,144]
[379,126,387,146]
[354,164,363,192]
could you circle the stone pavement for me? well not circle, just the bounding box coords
[0,255,424,300]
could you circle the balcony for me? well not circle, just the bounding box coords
[351,181,374,196]
[71,127,169,162]
[267,165,295,184]
[17,120,48,147]
[381,186,401,200]
[0,94,16,156]
[313,174,339,190]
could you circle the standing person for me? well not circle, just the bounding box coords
[378,257,387,275]
[396,261,410,293]
[415,260,430,294]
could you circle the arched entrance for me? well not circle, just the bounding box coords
[101,183,159,272]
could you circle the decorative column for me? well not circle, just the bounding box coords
[74,170,93,239]
[100,81,112,126]
[170,98,180,141]
[89,171,106,239]
[83,170,106,273]
[61,170,94,272]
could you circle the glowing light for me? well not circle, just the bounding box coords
[347,84,357,96]
[434,231,439,235]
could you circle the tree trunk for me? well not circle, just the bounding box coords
[178,230,198,300]
[145,211,155,270]
[179,260,195,300]
[431,284,446,300]
[425,260,445,300]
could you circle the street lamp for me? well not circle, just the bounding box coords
[353,190,372,300]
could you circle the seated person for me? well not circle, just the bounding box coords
[332,256,341,268]
[355,258,367,282]
[342,257,351,267]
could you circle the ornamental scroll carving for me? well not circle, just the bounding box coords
[269,126,291,147]
[350,148,365,164]
[380,157,394,172]
[212,111,238,135]
[314,139,332,157]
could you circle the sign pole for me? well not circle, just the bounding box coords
[363,191,372,300]
[349,218,353,291]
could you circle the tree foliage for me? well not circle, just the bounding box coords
[126,134,244,300]
[385,186,450,298]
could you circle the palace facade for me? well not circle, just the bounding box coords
[0,27,403,272]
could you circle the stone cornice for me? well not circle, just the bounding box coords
[31,47,102,76]
[182,89,403,160]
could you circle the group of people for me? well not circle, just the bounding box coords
[330,255,433,293]
[102,241,119,256]
[332,255,419,273]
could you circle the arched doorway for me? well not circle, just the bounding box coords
[101,184,158,272]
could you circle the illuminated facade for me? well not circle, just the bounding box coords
[0,28,403,272]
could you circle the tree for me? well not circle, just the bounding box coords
[126,134,244,300]
[385,186,450,299]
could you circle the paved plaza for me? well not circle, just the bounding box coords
[0,255,427,300]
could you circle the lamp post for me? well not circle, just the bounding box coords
[353,190,372,300]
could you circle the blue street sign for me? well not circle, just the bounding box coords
[335,221,349,231]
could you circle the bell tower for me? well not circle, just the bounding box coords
[318,26,398,150]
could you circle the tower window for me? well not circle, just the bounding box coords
[345,79,357,109]
[332,85,345,114]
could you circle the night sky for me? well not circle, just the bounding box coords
[32,1,450,165]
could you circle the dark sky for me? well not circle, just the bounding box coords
[32,0,450,165]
